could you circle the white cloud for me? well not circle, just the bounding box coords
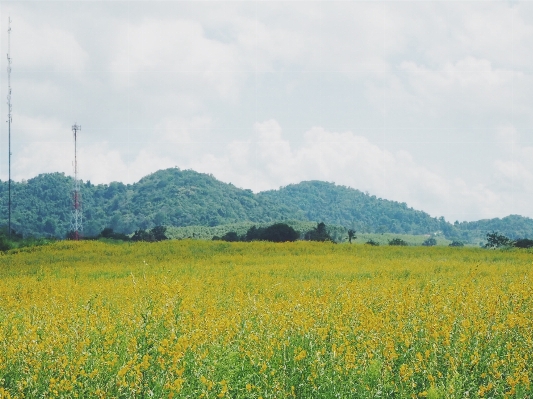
[181,120,528,221]
[13,18,88,73]
[154,116,212,146]
[2,2,533,222]
[109,18,242,99]
[379,57,515,127]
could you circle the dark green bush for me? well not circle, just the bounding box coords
[513,238,533,249]
[422,237,437,246]
[449,240,464,247]
[389,238,408,246]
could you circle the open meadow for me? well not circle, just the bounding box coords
[0,241,532,398]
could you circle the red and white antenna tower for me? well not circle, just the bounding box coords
[70,124,82,240]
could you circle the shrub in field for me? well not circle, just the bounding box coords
[0,227,51,251]
[388,238,408,246]
[131,226,168,242]
[0,236,11,251]
[513,238,533,249]
[422,237,437,246]
[98,227,131,241]
[304,222,333,242]
[365,239,379,246]
[220,231,240,242]
[449,240,464,247]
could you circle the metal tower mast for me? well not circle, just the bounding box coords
[70,124,82,240]
[6,18,12,237]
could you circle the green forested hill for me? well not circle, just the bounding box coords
[256,181,445,235]
[1,167,532,241]
[453,215,533,242]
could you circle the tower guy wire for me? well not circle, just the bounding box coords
[6,17,12,237]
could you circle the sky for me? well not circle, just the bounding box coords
[0,1,532,223]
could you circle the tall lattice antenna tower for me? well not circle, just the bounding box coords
[6,17,12,237]
[70,124,82,240]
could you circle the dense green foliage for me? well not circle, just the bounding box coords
[514,238,533,249]
[257,181,445,235]
[0,226,56,252]
[485,231,514,249]
[422,237,437,246]
[215,223,300,243]
[453,215,533,241]
[483,231,533,249]
[245,223,300,242]
[1,168,532,242]
[449,241,465,247]
[303,222,334,242]
[167,221,348,242]
[131,226,168,242]
[388,238,409,246]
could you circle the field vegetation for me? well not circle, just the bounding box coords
[0,241,532,398]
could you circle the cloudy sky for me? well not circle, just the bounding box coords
[1,1,532,222]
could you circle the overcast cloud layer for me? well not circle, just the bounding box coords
[1,1,532,222]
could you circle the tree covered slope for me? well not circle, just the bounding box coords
[1,168,532,240]
[256,181,444,235]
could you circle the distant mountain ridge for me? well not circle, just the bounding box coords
[1,167,532,241]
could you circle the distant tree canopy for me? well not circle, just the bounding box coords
[389,238,408,246]
[2,169,533,242]
[217,231,240,242]
[0,226,53,252]
[215,223,299,243]
[304,222,333,242]
[484,231,513,249]
[258,223,299,242]
[482,233,533,249]
[514,238,533,249]
[422,237,437,246]
[448,240,464,247]
[131,226,168,242]
[98,227,131,241]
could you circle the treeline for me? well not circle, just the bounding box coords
[0,227,56,252]
[83,226,169,243]
[1,168,533,243]
[484,231,533,249]
[0,168,451,238]
[213,222,334,243]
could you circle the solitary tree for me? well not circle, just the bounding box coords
[305,222,333,242]
[151,225,168,241]
[485,231,512,249]
[347,229,356,244]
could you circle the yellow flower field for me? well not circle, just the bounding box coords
[0,240,532,398]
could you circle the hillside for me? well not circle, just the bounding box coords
[256,181,444,235]
[1,167,532,241]
[453,215,533,242]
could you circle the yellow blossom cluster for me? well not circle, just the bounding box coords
[0,240,532,398]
